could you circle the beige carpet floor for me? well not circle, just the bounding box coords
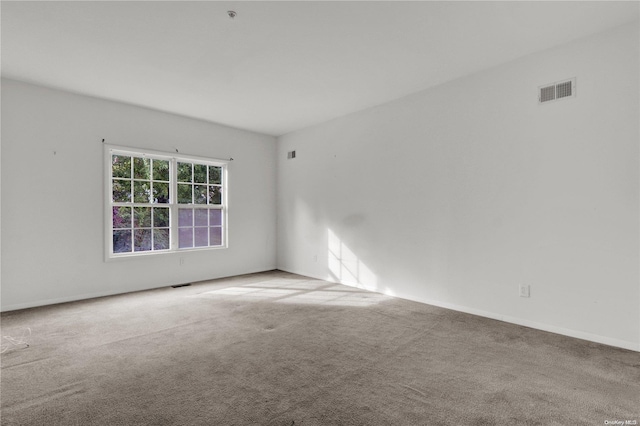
[1,270,639,425]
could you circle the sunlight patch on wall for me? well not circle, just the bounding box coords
[328,228,377,289]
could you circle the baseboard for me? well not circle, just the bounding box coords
[400,293,640,352]
[0,267,278,313]
[277,267,640,352]
[1,289,124,313]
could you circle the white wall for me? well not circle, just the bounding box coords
[1,79,277,311]
[277,23,640,350]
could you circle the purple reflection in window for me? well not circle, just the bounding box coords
[194,209,208,227]
[179,228,193,248]
[209,210,222,226]
[178,209,193,227]
[210,227,222,246]
[194,227,208,247]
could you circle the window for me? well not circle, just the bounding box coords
[106,146,227,258]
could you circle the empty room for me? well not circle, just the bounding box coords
[1,1,639,425]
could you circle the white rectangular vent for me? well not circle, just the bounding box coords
[539,78,576,104]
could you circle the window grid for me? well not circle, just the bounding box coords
[176,160,224,249]
[108,148,227,258]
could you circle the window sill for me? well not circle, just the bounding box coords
[104,245,228,262]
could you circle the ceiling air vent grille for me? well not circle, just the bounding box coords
[539,78,576,104]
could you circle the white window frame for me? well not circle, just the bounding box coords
[104,144,229,260]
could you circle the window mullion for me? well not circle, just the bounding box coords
[170,158,179,251]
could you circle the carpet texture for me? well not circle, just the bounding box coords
[1,270,638,425]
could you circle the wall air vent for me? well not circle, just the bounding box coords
[540,85,556,102]
[538,78,576,104]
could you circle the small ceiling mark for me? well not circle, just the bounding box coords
[227,10,237,19]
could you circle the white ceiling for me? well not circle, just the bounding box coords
[2,1,638,136]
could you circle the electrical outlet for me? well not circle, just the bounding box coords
[313,255,318,262]
[179,257,185,266]
[519,284,530,298]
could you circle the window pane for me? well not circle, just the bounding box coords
[209,186,222,204]
[113,207,132,229]
[113,230,132,253]
[210,227,222,246]
[194,164,207,183]
[178,184,192,204]
[178,209,193,227]
[153,229,170,250]
[112,155,131,178]
[179,228,193,248]
[134,229,152,251]
[194,185,207,204]
[153,182,169,203]
[194,227,208,247]
[209,166,221,184]
[194,209,208,226]
[134,207,152,228]
[134,157,151,180]
[209,209,222,226]
[178,162,192,183]
[133,181,151,203]
[152,159,169,181]
[113,179,131,202]
[153,208,170,228]
[110,151,226,256]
